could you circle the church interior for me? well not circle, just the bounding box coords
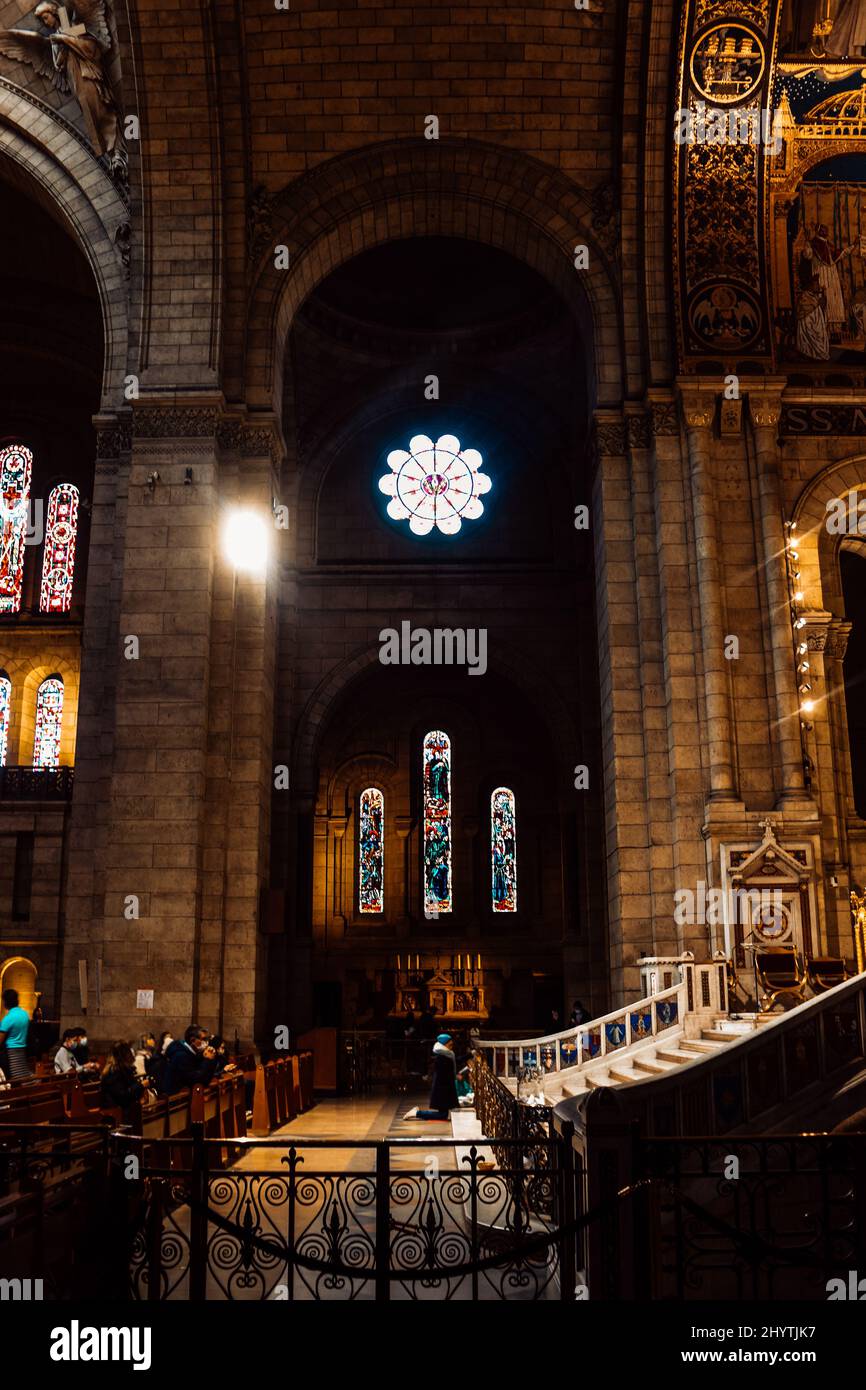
[1,0,866,1327]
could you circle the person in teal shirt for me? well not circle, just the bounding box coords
[0,988,31,1080]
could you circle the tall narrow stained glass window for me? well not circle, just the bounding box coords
[491,787,517,912]
[358,787,384,913]
[0,444,33,614]
[0,674,11,766]
[423,730,452,913]
[40,484,79,613]
[33,676,63,768]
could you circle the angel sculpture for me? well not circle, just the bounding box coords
[0,2,122,168]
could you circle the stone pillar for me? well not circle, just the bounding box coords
[679,383,737,801]
[62,402,279,1045]
[62,413,131,1029]
[748,389,807,805]
[814,617,855,956]
[199,418,280,1042]
[591,411,651,1001]
[647,392,721,963]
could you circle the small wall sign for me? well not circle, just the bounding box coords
[136,989,154,1010]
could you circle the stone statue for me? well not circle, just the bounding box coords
[0,2,123,170]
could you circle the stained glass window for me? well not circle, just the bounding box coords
[359,786,384,913]
[33,676,63,768]
[491,787,517,912]
[40,483,79,613]
[379,434,491,536]
[0,444,33,614]
[0,674,11,766]
[423,730,452,913]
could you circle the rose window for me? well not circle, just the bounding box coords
[378,433,492,536]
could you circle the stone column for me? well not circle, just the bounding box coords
[749,389,807,805]
[591,411,651,1001]
[679,383,738,801]
[62,413,131,1029]
[73,400,224,1038]
[647,392,715,962]
[200,418,281,1041]
[62,403,279,1045]
[818,618,854,956]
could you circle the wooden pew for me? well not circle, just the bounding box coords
[250,1051,314,1134]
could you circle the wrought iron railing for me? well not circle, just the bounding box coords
[0,765,74,800]
[471,1057,555,1215]
[0,1124,573,1301]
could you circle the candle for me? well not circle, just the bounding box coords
[397,954,401,972]
[477,954,481,971]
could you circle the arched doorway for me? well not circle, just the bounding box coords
[0,955,37,1015]
[0,169,104,1025]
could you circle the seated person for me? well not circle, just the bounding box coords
[161,1025,218,1095]
[133,1032,157,1078]
[101,1041,151,1120]
[54,1027,99,1075]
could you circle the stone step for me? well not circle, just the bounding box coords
[585,1073,613,1089]
[607,1066,640,1084]
[632,1056,679,1075]
[654,1046,699,1065]
[679,1038,727,1054]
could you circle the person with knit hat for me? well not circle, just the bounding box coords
[404,1033,459,1121]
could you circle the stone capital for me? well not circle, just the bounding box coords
[676,377,715,430]
[747,379,787,430]
[826,619,853,661]
[801,609,833,652]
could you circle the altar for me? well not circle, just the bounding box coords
[389,956,489,1027]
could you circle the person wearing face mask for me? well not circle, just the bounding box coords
[162,1024,218,1096]
[54,1027,100,1075]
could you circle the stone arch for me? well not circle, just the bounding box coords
[292,637,578,804]
[18,662,78,767]
[0,86,129,408]
[244,139,623,419]
[0,954,38,1013]
[791,454,866,617]
[325,754,399,815]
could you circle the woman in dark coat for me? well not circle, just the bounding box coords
[101,1041,148,1121]
[404,1034,459,1121]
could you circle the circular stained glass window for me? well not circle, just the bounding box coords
[378,433,492,536]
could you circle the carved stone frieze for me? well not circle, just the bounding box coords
[592,417,627,457]
[95,420,132,457]
[626,413,652,450]
[134,407,221,439]
[651,400,680,436]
